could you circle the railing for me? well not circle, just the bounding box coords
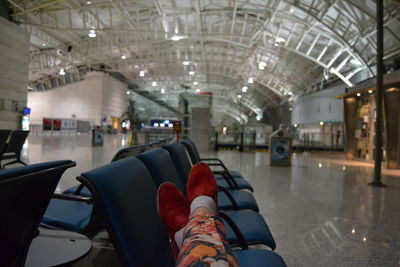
[213,131,345,152]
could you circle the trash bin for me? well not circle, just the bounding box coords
[92,128,104,146]
[270,125,292,167]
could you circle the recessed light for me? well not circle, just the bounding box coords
[87,1,92,4]
[242,86,248,92]
[189,71,195,75]
[368,89,373,94]
[195,89,200,93]
[356,93,361,96]
[237,94,242,99]
[139,71,145,77]
[319,121,324,126]
[248,77,254,84]
[42,43,46,47]
[161,88,165,94]
[59,68,65,75]
[152,81,157,86]
[88,29,96,38]
[121,55,127,59]
[193,81,198,85]
[183,61,190,65]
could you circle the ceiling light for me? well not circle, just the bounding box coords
[126,91,130,95]
[290,7,294,13]
[237,94,242,99]
[329,67,335,73]
[276,37,286,43]
[42,43,46,47]
[356,92,361,97]
[256,115,261,121]
[152,81,157,86]
[139,70,145,77]
[293,124,298,127]
[161,88,165,94]
[274,42,279,47]
[183,61,190,65]
[368,89,373,94]
[88,29,96,38]
[189,71,195,75]
[288,92,293,96]
[258,62,267,70]
[242,86,248,92]
[59,68,65,75]
[171,35,185,41]
[195,89,200,93]
[320,121,324,126]
[86,1,92,4]
[248,77,254,84]
[121,55,127,59]
[193,81,198,85]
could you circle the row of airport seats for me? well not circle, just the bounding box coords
[1,139,286,266]
[0,130,30,168]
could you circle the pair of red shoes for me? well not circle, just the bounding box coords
[157,162,218,256]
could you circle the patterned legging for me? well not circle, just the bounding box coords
[176,214,239,267]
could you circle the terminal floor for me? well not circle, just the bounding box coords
[14,134,400,266]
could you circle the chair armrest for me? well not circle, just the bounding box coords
[217,186,239,209]
[213,171,239,189]
[52,193,93,203]
[219,211,248,250]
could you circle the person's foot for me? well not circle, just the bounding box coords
[187,162,218,206]
[157,182,190,256]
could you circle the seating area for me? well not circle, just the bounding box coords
[1,138,286,266]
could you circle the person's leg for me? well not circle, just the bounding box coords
[157,162,239,266]
[176,202,238,267]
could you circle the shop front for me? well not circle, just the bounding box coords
[342,71,400,168]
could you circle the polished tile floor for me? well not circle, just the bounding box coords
[15,134,400,266]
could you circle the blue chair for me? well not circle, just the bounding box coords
[137,148,276,250]
[42,145,148,236]
[182,139,254,191]
[163,142,259,211]
[78,157,286,267]
[0,160,76,267]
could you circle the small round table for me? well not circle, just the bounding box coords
[26,229,92,267]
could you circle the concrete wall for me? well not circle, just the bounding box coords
[0,17,30,129]
[28,72,127,126]
[292,84,345,125]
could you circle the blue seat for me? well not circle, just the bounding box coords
[78,157,285,267]
[235,249,286,266]
[42,144,148,235]
[163,142,259,212]
[182,139,254,191]
[0,160,76,267]
[78,157,176,267]
[42,199,93,233]
[138,148,276,250]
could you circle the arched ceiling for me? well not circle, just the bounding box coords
[9,0,400,120]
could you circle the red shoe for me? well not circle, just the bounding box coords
[187,162,218,207]
[157,182,190,257]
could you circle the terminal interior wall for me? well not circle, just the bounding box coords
[291,85,345,125]
[28,72,127,126]
[0,17,30,130]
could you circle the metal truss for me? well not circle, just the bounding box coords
[9,0,400,121]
